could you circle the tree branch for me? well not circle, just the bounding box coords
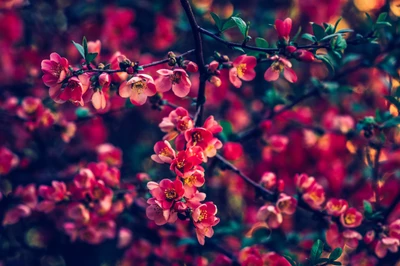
[180,0,208,127]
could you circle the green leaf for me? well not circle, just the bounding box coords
[210,12,222,30]
[292,26,302,42]
[312,23,326,40]
[320,33,341,42]
[333,17,342,32]
[231,17,247,37]
[302,33,316,42]
[72,41,85,59]
[310,239,324,263]
[315,54,335,75]
[221,18,237,32]
[381,116,400,128]
[365,13,374,26]
[336,29,354,34]
[375,21,392,28]
[232,46,245,53]
[329,248,343,261]
[86,53,98,63]
[363,200,373,217]
[324,23,334,35]
[177,238,197,246]
[255,37,269,48]
[75,107,90,118]
[83,36,88,59]
[377,12,387,22]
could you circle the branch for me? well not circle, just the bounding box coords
[78,49,195,75]
[180,0,208,127]
[215,154,275,201]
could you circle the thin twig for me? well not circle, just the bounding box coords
[180,0,208,127]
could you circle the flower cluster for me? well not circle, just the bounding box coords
[147,107,223,245]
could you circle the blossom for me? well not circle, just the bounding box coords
[326,223,362,249]
[92,90,107,110]
[38,181,68,202]
[3,205,31,225]
[147,179,185,210]
[256,204,283,229]
[325,198,348,216]
[375,237,400,258]
[340,208,363,228]
[170,150,203,176]
[229,55,257,88]
[262,252,291,266]
[222,142,243,161]
[0,147,19,175]
[389,219,400,239]
[146,198,178,226]
[97,143,123,167]
[264,56,297,83]
[294,173,316,192]
[203,116,223,134]
[192,202,220,245]
[275,18,292,42]
[155,68,192,97]
[276,193,297,215]
[49,74,90,106]
[268,135,289,152]
[151,140,176,164]
[159,107,194,140]
[41,52,70,87]
[302,183,325,210]
[181,169,205,197]
[184,127,213,149]
[119,74,157,105]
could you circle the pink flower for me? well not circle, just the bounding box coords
[151,140,176,164]
[325,198,348,216]
[87,40,101,56]
[41,52,70,87]
[389,219,400,239]
[256,204,283,229]
[96,143,123,167]
[229,55,257,88]
[170,150,203,176]
[275,18,292,42]
[119,74,157,105]
[184,128,214,149]
[264,56,297,83]
[302,183,325,210]
[375,237,400,258]
[147,179,185,209]
[276,193,297,215]
[340,208,363,228]
[268,135,289,152]
[181,169,205,198]
[146,198,178,225]
[38,181,68,202]
[98,73,110,88]
[49,74,90,106]
[192,202,220,245]
[262,252,291,266]
[92,90,107,110]
[0,147,19,175]
[294,173,316,192]
[203,138,223,159]
[155,68,191,97]
[3,205,31,225]
[203,116,223,134]
[66,203,90,224]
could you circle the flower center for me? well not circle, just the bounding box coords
[345,214,355,225]
[132,80,147,94]
[171,72,182,84]
[177,121,189,132]
[237,63,247,78]
[192,132,202,145]
[272,61,285,72]
[183,175,196,187]
[159,147,172,158]
[164,188,177,200]
[198,209,208,221]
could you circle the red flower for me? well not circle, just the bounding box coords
[97,143,123,167]
[262,252,291,266]
[192,202,220,245]
[229,55,257,88]
[375,237,400,258]
[155,69,192,97]
[41,52,70,87]
[49,74,90,106]
[151,140,176,164]
[0,147,19,175]
[325,198,348,216]
[302,183,326,210]
[295,173,316,193]
[184,128,214,149]
[223,142,243,161]
[264,56,297,83]
[256,204,283,229]
[340,208,363,228]
[181,169,205,198]
[276,193,297,215]
[38,181,68,202]
[119,74,157,105]
[203,115,223,134]
[275,18,292,42]
[146,198,178,226]
[170,150,202,176]
[147,179,185,209]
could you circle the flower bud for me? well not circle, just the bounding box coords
[99,73,110,87]
[285,45,297,53]
[184,60,198,73]
[293,49,315,62]
[208,60,219,72]
[209,76,221,87]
